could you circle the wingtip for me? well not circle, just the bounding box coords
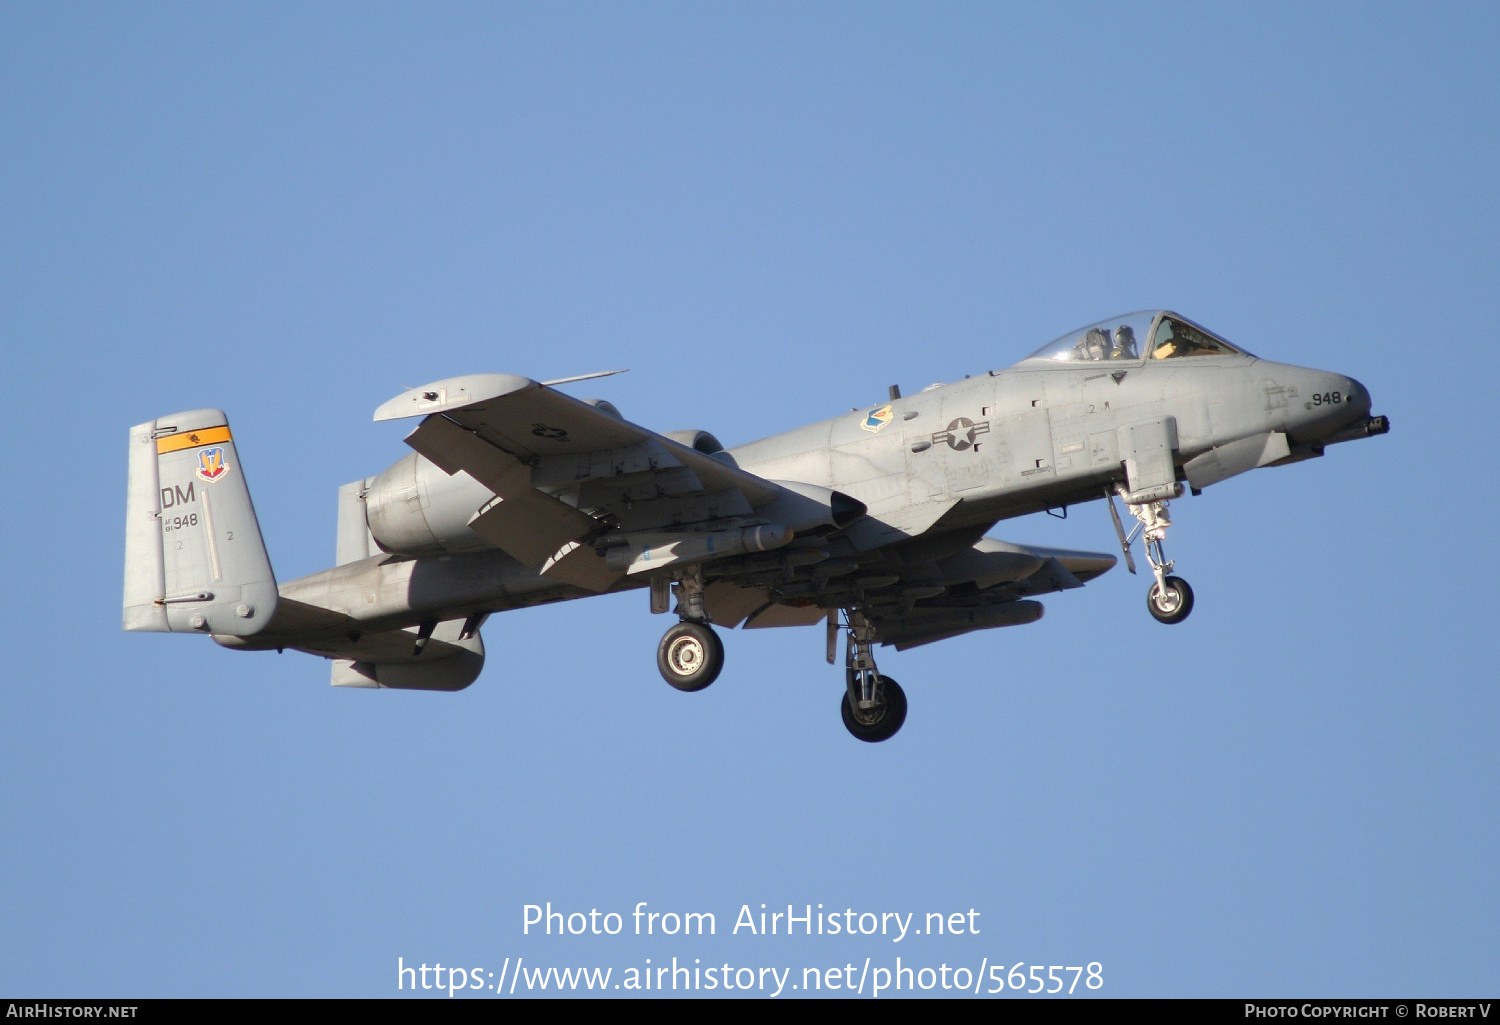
[373,374,538,422]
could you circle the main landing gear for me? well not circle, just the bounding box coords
[653,567,724,691]
[656,621,723,691]
[649,569,907,741]
[832,610,907,742]
[1109,486,1195,625]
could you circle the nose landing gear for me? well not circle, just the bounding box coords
[1109,486,1195,625]
[1146,574,1194,624]
[833,610,907,742]
[841,675,907,742]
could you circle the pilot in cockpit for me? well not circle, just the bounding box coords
[1110,325,1138,360]
[1074,327,1111,361]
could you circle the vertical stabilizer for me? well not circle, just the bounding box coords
[123,410,278,635]
[335,478,377,565]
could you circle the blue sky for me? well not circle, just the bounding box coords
[3,2,1495,997]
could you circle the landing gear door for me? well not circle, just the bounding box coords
[1118,416,1182,503]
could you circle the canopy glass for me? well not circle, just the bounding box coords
[1023,311,1250,364]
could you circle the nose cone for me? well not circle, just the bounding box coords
[1281,366,1375,441]
[1345,377,1372,419]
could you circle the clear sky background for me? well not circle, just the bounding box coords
[3,2,1495,998]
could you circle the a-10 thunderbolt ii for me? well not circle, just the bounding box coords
[123,310,1388,741]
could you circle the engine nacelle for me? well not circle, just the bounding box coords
[584,398,622,419]
[661,429,726,454]
[364,452,495,556]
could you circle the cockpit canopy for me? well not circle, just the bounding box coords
[1023,311,1250,364]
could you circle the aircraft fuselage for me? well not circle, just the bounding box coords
[234,348,1380,655]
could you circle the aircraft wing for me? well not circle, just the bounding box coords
[374,374,786,591]
[861,541,1118,650]
[690,536,1116,644]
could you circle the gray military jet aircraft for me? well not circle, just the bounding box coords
[124,310,1387,741]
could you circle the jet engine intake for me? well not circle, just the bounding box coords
[662,429,725,454]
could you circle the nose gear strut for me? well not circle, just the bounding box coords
[1107,486,1195,625]
[831,609,907,742]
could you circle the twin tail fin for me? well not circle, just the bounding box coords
[123,410,278,635]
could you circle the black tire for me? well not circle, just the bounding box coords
[656,621,724,691]
[1146,575,1195,624]
[841,676,908,742]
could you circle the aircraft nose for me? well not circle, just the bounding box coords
[1345,377,1372,419]
[1281,366,1375,442]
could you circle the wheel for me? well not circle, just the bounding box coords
[841,676,907,742]
[1146,575,1195,624]
[656,621,724,691]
